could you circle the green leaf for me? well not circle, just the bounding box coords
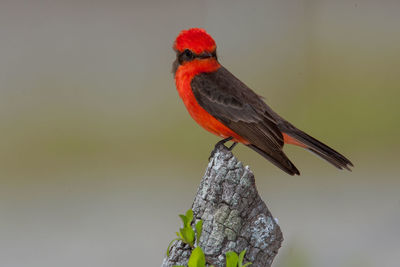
[226,251,239,267]
[195,220,203,246]
[188,247,206,267]
[185,209,194,227]
[166,238,180,257]
[179,214,188,227]
[177,231,183,239]
[238,249,246,267]
[238,249,252,267]
[180,226,195,247]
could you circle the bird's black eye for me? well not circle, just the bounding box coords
[184,49,194,59]
[178,49,195,64]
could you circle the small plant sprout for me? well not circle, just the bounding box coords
[167,209,203,257]
[225,250,252,267]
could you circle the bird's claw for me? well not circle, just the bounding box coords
[208,145,221,161]
[208,137,234,161]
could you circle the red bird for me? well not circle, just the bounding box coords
[173,28,353,175]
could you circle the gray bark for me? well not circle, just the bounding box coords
[162,145,283,267]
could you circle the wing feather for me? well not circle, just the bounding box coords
[191,66,283,148]
[191,66,299,175]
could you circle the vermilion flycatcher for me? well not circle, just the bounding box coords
[173,28,353,175]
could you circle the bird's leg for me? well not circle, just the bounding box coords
[215,136,233,147]
[209,137,233,160]
[228,142,238,151]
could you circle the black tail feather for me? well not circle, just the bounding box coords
[281,127,353,171]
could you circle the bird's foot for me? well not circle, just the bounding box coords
[228,142,238,151]
[208,137,234,161]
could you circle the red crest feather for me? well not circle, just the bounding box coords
[174,28,216,54]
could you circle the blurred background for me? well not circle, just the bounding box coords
[1,0,399,266]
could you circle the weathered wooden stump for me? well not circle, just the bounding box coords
[162,145,283,267]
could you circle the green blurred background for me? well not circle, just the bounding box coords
[1,1,399,266]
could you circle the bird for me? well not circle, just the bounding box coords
[172,28,353,175]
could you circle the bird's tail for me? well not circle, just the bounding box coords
[280,125,353,171]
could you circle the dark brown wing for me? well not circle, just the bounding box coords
[191,66,300,175]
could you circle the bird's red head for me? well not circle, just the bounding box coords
[174,28,216,54]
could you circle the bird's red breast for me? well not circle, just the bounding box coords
[175,59,249,144]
